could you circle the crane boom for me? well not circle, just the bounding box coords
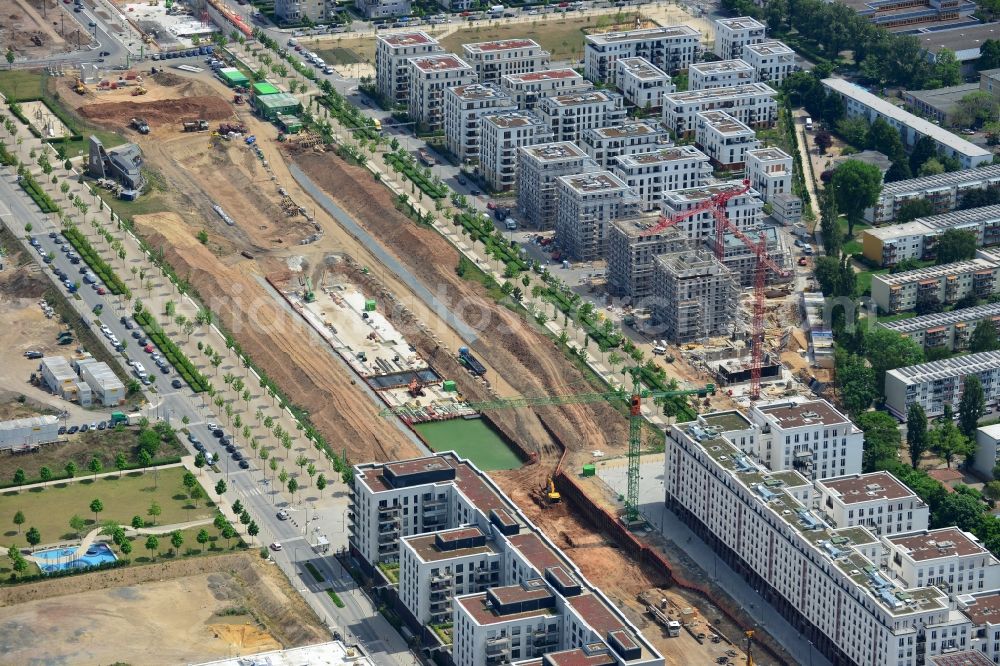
[643,181,751,238]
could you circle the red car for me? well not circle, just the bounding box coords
[96,287,106,295]
[144,344,154,353]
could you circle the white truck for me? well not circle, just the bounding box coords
[488,4,505,15]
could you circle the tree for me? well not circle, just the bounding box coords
[145,535,159,559]
[929,417,973,468]
[190,486,204,510]
[980,39,1000,70]
[864,328,925,394]
[215,479,227,496]
[5,48,14,68]
[13,510,25,535]
[115,452,128,478]
[39,466,52,483]
[170,530,184,555]
[909,135,939,174]
[196,528,210,551]
[90,498,104,524]
[88,456,103,480]
[867,118,906,163]
[959,375,986,438]
[222,524,236,549]
[917,158,944,177]
[970,319,1000,353]
[247,521,259,544]
[148,500,161,526]
[69,514,85,538]
[65,461,76,479]
[120,539,133,558]
[819,188,842,257]
[935,229,978,264]
[288,477,298,497]
[814,129,833,155]
[952,91,1000,129]
[907,403,929,469]
[835,350,878,416]
[25,527,41,551]
[232,499,243,515]
[985,481,1000,503]
[831,160,883,237]
[182,471,197,496]
[858,411,901,472]
[933,489,985,531]
[240,510,251,526]
[132,515,144,530]
[12,468,25,487]
[317,473,327,497]
[896,198,934,223]
[933,48,962,87]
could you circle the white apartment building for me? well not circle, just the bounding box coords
[866,165,1000,224]
[694,110,760,171]
[517,142,598,230]
[884,351,1000,418]
[376,31,443,106]
[444,83,517,164]
[578,120,670,169]
[687,59,755,91]
[661,181,762,240]
[664,421,960,666]
[706,227,790,287]
[662,83,778,136]
[870,257,1000,314]
[651,249,736,342]
[974,423,1000,479]
[714,16,766,60]
[862,205,1000,267]
[885,528,1000,595]
[583,26,702,83]
[480,111,553,193]
[407,54,477,133]
[354,0,410,18]
[276,0,326,22]
[742,40,796,87]
[823,78,992,173]
[461,39,550,85]
[877,302,1000,352]
[606,214,688,299]
[555,171,640,262]
[745,398,864,481]
[745,147,793,202]
[614,57,674,110]
[500,68,593,111]
[349,453,664,666]
[538,91,627,145]
[612,145,712,211]
[816,471,930,536]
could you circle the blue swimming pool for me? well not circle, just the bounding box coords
[35,542,117,573]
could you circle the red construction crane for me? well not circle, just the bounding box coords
[644,180,791,401]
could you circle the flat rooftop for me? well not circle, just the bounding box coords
[409,54,470,73]
[484,110,545,129]
[919,23,1000,55]
[559,171,629,194]
[928,651,996,666]
[887,350,1000,383]
[744,40,794,57]
[879,302,1000,335]
[403,527,498,563]
[875,258,999,285]
[193,641,374,666]
[617,145,709,167]
[697,110,753,135]
[663,180,750,204]
[549,91,615,106]
[544,649,617,666]
[700,410,753,432]
[508,532,564,572]
[963,592,1000,627]
[463,38,542,54]
[586,25,699,45]
[755,399,850,428]
[449,83,511,101]
[716,16,765,30]
[504,68,581,84]
[664,82,776,104]
[523,142,588,162]
[888,528,987,562]
[690,59,754,74]
[616,57,670,80]
[589,121,661,139]
[566,593,626,635]
[379,31,437,48]
[747,146,790,163]
[820,471,917,505]
[457,591,555,625]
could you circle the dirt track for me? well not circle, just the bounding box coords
[79,95,234,129]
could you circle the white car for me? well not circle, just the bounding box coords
[270,542,283,551]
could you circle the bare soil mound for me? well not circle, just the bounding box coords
[78,96,233,128]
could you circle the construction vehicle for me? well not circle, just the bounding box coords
[744,630,754,666]
[131,86,147,96]
[458,346,486,377]
[218,122,247,135]
[382,367,714,523]
[73,79,86,95]
[303,276,316,303]
[129,117,150,134]
[182,119,209,132]
[546,478,561,503]
[233,93,244,105]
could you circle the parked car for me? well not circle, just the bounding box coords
[171,378,183,389]
[276,509,290,520]
[143,344,154,353]
[67,425,79,434]
[212,428,225,438]
[270,542,282,551]
[239,459,250,469]
[24,350,44,359]
[80,424,89,433]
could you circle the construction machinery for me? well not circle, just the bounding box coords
[183,119,209,132]
[458,346,487,377]
[233,93,244,105]
[73,79,86,95]
[744,630,755,666]
[642,180,790,400]
[382,366,714,523]
[218,122,247,135]
[131,86,147,96]
[546,478,561,503]
[129,117,150,134]
[303,276,316,303]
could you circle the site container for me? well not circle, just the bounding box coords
[582,464,596,477]
[442,380,457,392]
[364,299,377,312]
[252,81,280,96]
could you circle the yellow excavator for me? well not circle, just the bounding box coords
[73,79,86,95]
[546,478,561,503]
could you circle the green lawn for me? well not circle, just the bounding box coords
[0,467,215,549]
[132,523,245,562]
[856,267,889,296]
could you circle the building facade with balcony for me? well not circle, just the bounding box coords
[445,83,518,164]
[742,40,796,87]
[713,16,766,60]
[745,147,792,202]
[538,91,627,145]
[661,83,778,136]
[878,302,1000,352]
[612,145,712,211]
[583,26,702,83]
[500,69,593,111]
[861,204,1000,267]
[871,257,1000,314]
[461,39,551,85]
[481,111,553,193]
[687,59,755,91]
[661,181,763,240]
[651,249,737,342]
[578,120,670,169]
[517,142,598,230]
[614,57,674,110]
[704,227,790,287]
[606,214,688,300]
[376,31,443,106]
[408,54,477,133]
[555,171,640,262]
[884,351,1000,418]
[694,110,760,171]
[816,471,930,536]
[354,0,410,18]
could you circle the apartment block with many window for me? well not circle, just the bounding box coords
[578,120,670,169]
[461,39,551,85]
[742,40,796,87]
[407,54,477,133]
[500,68,593,111]
[661,83,778,136]
[614,57,674,110]
[884,351,1000,418]
[538,91,627,145]
[555,171,640,262]
[376,31,443,106]
[606,213,687,299]
[885,528,1000,595]
[517,142,598,230]
[355,0,410,18]
[612,145,712,211]
[867,165,1000,224]
[687,59,755,91]
[661,181,762,240]
[277,0,327,22]
[445,83,518,164]
[583,26,702,83]
[704,227,790,287]
[816,471,930,536]
[480,111,553,193]
[651,249,736,342]
[713,16,766,60]
[694,110,760,171]
[862,204,1000,267]
[745,147,792,202]
[878,302,1000,352]
[871,257,1000,314]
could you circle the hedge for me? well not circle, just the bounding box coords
[61,226,128,296]
[7,558,130,585]
[132,309,210,393]
[385,152,448,200]
[18,172,59,214]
